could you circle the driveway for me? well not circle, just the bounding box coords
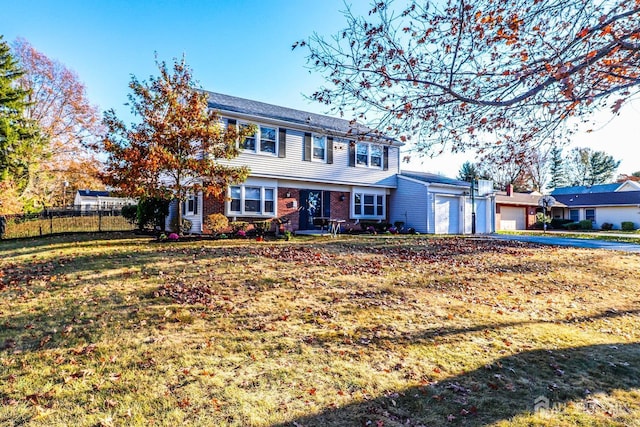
[488,233,640,253]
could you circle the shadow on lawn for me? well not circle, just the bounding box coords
[273,342,640,427]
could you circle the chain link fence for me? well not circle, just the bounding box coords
[0,208,136,240]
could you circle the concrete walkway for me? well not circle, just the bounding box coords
[488,233,640,253]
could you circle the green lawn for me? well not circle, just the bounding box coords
[1,233,639,426]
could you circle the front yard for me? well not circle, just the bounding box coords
[1,233,639,426]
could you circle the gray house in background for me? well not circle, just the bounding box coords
[390,171,495,234]
[550,181,640,230]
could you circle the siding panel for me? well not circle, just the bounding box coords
[390,178,428,233]
[219,130,399,188]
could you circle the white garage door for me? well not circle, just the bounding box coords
[435,195,460,234]
[475,199,488,233]
[500,206,525,230]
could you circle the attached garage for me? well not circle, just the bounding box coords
[499,206,525,230]
[435,195,460,234]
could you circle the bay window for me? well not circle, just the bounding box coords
[228,184,276,216]
[352,190,385,219]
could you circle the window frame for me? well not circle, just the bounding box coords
[182,193,199,216]
[569,209,580,222]
[236,120,279,156]
[311,134,327,162]
[585,208,596,222]
[351,189,386,220]
[355,142,384,169]
[227,184,277,217]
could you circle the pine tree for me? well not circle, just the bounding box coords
[0,36,43,195]
[457,161,479,182]
[548,146,566,189]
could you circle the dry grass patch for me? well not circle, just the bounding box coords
[1,233,639,426]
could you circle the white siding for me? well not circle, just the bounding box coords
[390,177,428,233]
[165,195,203,233]
[590,206,640,229]
[219,129,399,188]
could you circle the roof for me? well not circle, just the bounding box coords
[553,191,640,207]
[400,171,471,187]
[551,183,622,195]
[206,91,403,146]
[495,192,543,206]
[76,190,110,198]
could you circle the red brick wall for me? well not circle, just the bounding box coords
[202,188,369,234]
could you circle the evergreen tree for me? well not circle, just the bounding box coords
[0,36,43,195]
[548,146,566,189]
[457,161,480,182]
[566,147,620,186]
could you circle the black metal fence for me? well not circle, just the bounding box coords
[0,209,136,240]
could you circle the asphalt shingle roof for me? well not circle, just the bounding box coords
[551,183,621,195]
[77,190,110,197]
[553,191,640,207]
[400,171,471,187]
[206,91,402,145]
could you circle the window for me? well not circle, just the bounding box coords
[238,122,278,155]
[182,194,199,215]
[569,209,579,222]
[355,143,383,168]
[585,209,595,222]
[353,192,385,219]
[312,134,326,161]
[228,185,276,216]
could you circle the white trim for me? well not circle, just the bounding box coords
[311,134,327,163]
[235,120,279,157]
[355,142,384,170]
[351,186,387,220]
[226,178,278,218]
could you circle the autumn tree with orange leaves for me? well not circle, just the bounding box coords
[101,57,252,232]
[294,0,640,163]
[13,38,104,209]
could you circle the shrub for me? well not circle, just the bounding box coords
[206,213,229,235]
[551,218,574,229]
[181,218,193,234]
[121,204,138,225]
[229,221,249,233]
[565,222,581,230]
[579,220,593,230]
[601,222,613,231]
[137,197,170,230]
[621,221,636,231]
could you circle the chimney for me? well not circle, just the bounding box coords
[506,184,513,197]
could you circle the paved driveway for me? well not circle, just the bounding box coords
[488,233,640,253]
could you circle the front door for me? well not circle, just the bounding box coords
[299,190,331,230]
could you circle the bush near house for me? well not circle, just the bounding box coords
[601,222,613,231]
[621,221,636,231]
[579,220,593,230]
[551,218,573,229]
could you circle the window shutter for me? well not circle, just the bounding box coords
[278,128,286,158]
[304,132,312,161]
[349,142,356,167]
[323,191,331,218]
[327,137,333,164]
[227,118,236,126]
[383,146,389,170]
[194,195,198,215]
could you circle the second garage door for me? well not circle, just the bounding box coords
[435,195,460,234]
[499,206,525,230]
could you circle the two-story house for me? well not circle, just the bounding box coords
[179,92,403,234]
[174,91,495,235]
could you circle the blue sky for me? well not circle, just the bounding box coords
[3,0,639,177]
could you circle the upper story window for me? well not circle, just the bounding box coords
[356,143,383,168]
[238,122,278,156]
[312,135,326,162]
[228,185,276,217]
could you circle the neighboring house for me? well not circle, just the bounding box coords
[550,181,640,230]
[390,172,495,234]
[171,92,496,235]
[177,91,404,234]
[74,190,136,212]
[495,185,544,231]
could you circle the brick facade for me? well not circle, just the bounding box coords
[202,187,370,234]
